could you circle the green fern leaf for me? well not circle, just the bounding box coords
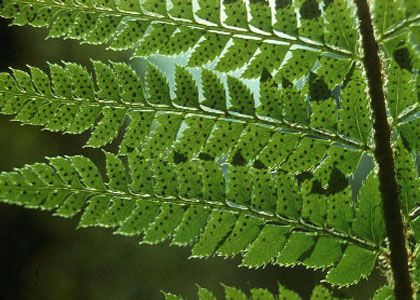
[188,33,231,67]
[163,292,183,300]
[273,0,297,36]
[372,0,405,37]
[316,56,353,90]
[372,286,394,300]
[241,224,291,268]
[197,286,217,300]
[0,151,384,286]
[249,0,272,33]
[160,27,203,56]
[201,70,227,112]
[352,173,386,244]
[134,23,177,57]
[164,284,344,300]
[385,60,417,120]
[215,38,259,72]
[174,66,200,109]
[242,43,289,79]
[142,0,167,16]
[303,237,343,270]
[398,118,420,151]
[0,61,369,157]
[324,1,358,52]
[0,0,359,81]
[169,0,193,20]
[297,0,324,41]
[223,0,248,29]
[394,139,420,215]
[325,245,378,287]
[338,67,372,146]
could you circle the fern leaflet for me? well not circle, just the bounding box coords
[163,284,344,300]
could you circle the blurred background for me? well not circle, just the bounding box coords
[0,18,385,300]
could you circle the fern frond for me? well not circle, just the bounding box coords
[0,61,372,156]
[0,150,386,286]
[0,0,361,80]
[163,284,344,300]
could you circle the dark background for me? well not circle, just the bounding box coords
[0,19,384,300]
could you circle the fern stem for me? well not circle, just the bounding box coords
[353,0,413,299]
[8,0,358,59]
[2,90,368,151]
[2,185,383,255]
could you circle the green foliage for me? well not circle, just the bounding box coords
[163,284,344,300]
[0,60,371,154]
[0,0,419,298]
[0,151,383,286]
[0,0,360,80]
